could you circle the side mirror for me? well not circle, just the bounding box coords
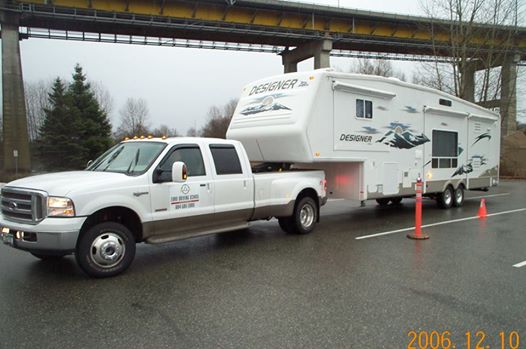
[171,161,188,182]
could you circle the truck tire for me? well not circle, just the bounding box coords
[278,217,294,233]
[376,198,390,206]
[453,186,464,207]
[437,186,454,209]
[289,196,318,234]
[30,252,67,260]
[75,222,136,278]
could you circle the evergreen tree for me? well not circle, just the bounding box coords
[39,78,84,170]
[66,64,113,164]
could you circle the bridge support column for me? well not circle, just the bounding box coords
[500,54,519,136]
[464,56,519,138]
[281,39,332,73]
[0,6,31,174]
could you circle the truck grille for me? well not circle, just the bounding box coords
[1,188,46,224]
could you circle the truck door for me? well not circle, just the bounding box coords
[149,143,215,237]
[207,143,254,225]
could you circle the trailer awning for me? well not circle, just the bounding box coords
[424,106,468,118]
[332,81,396,99]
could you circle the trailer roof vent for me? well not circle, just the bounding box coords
[439,98,452,107]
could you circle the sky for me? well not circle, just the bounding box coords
[10,0,526,133]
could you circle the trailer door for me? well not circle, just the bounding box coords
[423,107,469,192]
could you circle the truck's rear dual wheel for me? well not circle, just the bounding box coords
[75,222,136,278]
[279,196,318,235]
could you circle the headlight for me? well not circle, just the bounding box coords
[47,197,75,217]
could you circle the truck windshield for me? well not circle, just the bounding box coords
[87,142,167,175]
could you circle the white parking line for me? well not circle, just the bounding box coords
[355,207,526,240]
[513,261,526,268]
[465,193,510,200]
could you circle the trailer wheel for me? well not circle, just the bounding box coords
[437,186,454,209]
[75,222,136,278]
[390,197,403,205]
[453,186,464,207]
[290,196,318,234]
[376,198,390,206]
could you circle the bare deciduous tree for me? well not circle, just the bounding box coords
[200,99,238,139]
[347,59,407,81]
[414,0,520,103]
[152,124,179,137]
[186,127,199,137]
[115,97,151,139]
[25,80,52,141]
[90,80,114,116]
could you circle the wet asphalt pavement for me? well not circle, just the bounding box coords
[0,180,525,349]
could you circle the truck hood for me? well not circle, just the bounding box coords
[5,171,134,197]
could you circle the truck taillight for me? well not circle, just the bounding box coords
[322,179,327,192]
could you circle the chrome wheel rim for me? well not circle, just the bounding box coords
[444,189,452,206]
[300,204,315,228]
[455,189,463,204]
[90,232,125,268]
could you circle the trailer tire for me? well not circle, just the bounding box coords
[437,186,454,209]
[376,198,390,206]
[75,222,136,278]
[30,252,67,260]
[290,196,318,234]
[453,186,464,207]
[390,197,403,205]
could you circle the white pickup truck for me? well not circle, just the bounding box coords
[0,137,326,277]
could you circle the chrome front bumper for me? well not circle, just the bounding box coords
[0,216,86,253]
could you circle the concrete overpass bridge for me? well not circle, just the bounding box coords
[1,0,525,172]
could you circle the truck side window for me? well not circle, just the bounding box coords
[209,145,243,175]
[356,99,373,119]
[158,146,206,181]
[431,130,458,168]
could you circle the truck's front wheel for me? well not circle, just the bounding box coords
[290,196,318,234]
[75,222,136,278]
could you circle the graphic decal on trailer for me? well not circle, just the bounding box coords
[376,122,430,149]
[452,163,473,176]
[404,106,419,113]
[361,126,381,134]
[452,155,488,177]
[240,94,291,115]
[472,132,491,145]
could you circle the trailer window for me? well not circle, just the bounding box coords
[432,130,458,169]
[210,145,243,175]
[356,99,373,119]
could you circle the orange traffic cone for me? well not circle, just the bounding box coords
[478,198,487,219]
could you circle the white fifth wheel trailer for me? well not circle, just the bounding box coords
[226,68,500,208]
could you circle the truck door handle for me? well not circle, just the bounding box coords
[200,184,206,187]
